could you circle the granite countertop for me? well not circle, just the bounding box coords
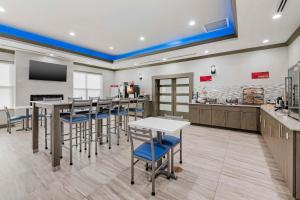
[261,105,300,131]
[189,103,261,108]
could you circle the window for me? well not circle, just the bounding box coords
[0,62,14,108]
[73,71,103,99]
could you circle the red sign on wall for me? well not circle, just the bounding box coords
[251,72,269,79]
[200,75,212,82]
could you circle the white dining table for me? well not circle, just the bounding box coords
[128,117,190,179]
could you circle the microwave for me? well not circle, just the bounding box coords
[286,62,300,120]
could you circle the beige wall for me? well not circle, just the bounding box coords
[115,47,289,100]
[288,35,300,67]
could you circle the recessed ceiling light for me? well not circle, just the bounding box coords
[272,13,282,20]
[262,39,269,44]
[109,46,114,50]
[0,6,6,13]
[69,32,75,36]
[204,50,209,54]
[139,36,145,41]
[49,53,54,57]
[189,20,196,26]
[134,63,138,66]
[162,58,167,61]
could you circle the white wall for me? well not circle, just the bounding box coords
[288,35,300,67]
[115,47,289,100]
[14,51,115,106]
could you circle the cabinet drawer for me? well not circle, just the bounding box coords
[224,106,241,112]
[241,107,258,113]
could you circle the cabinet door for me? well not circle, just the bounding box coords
[189,105,200,124]
[241,111,258,131]
[225,111,241,129]
[211,108,226,127]
[282,126,294,194]
[199,108,212,125]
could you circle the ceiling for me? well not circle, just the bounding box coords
[0,0,299,69]
[0,0,235,61]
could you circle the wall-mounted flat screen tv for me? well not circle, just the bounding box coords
[29,60,67,82]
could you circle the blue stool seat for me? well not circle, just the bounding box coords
[91,112,110,119]
[10,115,26,122]
[61,115,89,123]
[154,135,181,147]
[75,110,90,114]
[129,108,144,113]
[134,143,170,161]
[111,109,128,116]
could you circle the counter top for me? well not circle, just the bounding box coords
[189,103,260,108]
[261,105,300,131]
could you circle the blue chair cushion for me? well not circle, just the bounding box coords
[91,112,110,119]
[129,108,144,113]
[111,109,128,116]
[10,115,26,122]
[154,135,181,147]
[61,115,89,123]
[75,110,90,114]
[133,143,170,161]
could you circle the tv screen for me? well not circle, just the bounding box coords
[29,60,67,82]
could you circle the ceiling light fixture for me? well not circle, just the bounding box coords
[49,53,54,57]
[162,58,167,61]
[189,20,196,26]
[204,50,209,54]
[69,32,75,36]
[134,63,138,66]
[139,36,145,41]
[262,39,269,44]
[109,46,114,50]
[0,6,6,13]
[272,13,282,19]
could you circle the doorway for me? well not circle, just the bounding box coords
[152,73,193,119]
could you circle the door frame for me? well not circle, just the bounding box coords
[152,72,194,117]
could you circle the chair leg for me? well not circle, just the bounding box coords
[126,115,129,142]
[95,119,98,155]
[167,151,171,179]
[108,117,111,149]
[79,123,82,152]
[131,155,134,185]
[84,122,87,150]
[50,119,52,154]
[151,160,156,196]
[100,119,103,144]
[69,123,73,165]
[180,130,182,164]
[76,124,78,146]
[106,118,109,143]
[8,121,11,134]
[117,116,120,146]
[22,119,25,129]
[88,120,91,158]
[171,148,174,175]
[45,117,48,150]
[114,115,116,135]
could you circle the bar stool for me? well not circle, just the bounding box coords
[111,99,130,145]
[129,98,146,121]
[91,98,112,154]
[60,99,92,165]
[4,106,26,134]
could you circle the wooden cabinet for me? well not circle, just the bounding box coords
[199,105,212,125]
[189,105,200,124]
[225,107,241,129]
[260,110,296,197]
[189,104,260,132]
[211,106,226,127]
[241,108,259,131]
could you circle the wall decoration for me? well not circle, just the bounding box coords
[251,71,269,79]
[200,75,212,82]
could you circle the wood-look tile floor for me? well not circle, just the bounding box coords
[0,122,294,200]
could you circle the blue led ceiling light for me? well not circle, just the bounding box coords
[0,1,236,62]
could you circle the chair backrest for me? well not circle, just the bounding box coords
[128,126,154,160]
[43,97,62,101]
[96,99,112,113]
[68,97,83,102]
[164,114,184,121]
[116,98,130,112]
[3,106,11,121]
[70,99,92,117]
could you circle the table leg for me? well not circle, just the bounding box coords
[32,103,39,153]
[51,106,61,171]
[157,131,163,167]
[26,108,30,130]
